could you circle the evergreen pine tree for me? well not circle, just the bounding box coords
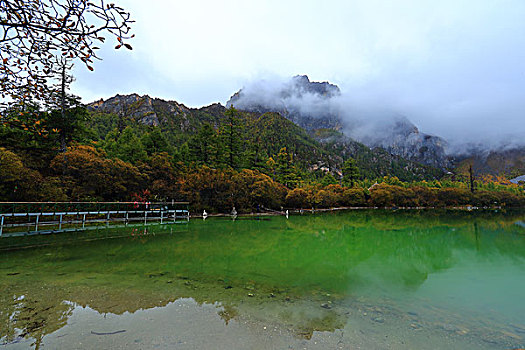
[106,126,147,164]
[342,158,360,187]
[219,107,243,169]
[321,172,338,186]
[276,147,301,188]
[141,128,171,156]
[188,123,218,166]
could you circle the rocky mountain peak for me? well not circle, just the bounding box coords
[87,94,159,126]
[87,94,193,127]
[227,75,342,131]
[288,75,341,98]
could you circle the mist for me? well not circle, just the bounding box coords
[228,69,525,156]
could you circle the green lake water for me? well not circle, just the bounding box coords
[1,209,525,349]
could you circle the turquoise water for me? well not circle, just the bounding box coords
[1,209,524,349]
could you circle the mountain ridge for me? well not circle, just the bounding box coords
[87,93,444,181]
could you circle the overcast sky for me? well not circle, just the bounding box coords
[71,0,525,146]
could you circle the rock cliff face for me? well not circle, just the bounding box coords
[227,75,450,169]
[357,116,449,169]
[88,94,190,128]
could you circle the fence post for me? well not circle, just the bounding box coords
[0,215,4,237]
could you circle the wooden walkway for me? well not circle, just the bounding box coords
[0,201,189,237]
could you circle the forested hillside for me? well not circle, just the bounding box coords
[453,147,525,178]
[1,95,524,211]
[87,94,445,180]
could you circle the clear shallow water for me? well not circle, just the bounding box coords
[1,209,524,349]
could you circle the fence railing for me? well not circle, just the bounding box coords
[0,201,190,237]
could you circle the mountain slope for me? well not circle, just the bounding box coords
[313,129,444,181]
[227,75,450,169]
[454,146,525,178]
[88,95,337,170]
[87,93,443,181]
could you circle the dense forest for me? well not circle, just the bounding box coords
[1,101,524,213]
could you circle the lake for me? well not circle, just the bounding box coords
[1,209,524,349]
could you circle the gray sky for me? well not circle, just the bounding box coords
[71,0,525,147]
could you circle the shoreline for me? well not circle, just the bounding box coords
[191,205,508,218]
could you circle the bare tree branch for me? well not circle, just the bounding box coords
[0,0,134,108]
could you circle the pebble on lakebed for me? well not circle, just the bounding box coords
[372,317,385,323]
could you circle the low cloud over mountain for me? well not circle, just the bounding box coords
[228,75,449,168]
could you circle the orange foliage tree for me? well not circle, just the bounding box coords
[369,183,417,207]
[285,188,311,208]
[50,145,144,200]
[141,152,180,200]
[177,166,287,213]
